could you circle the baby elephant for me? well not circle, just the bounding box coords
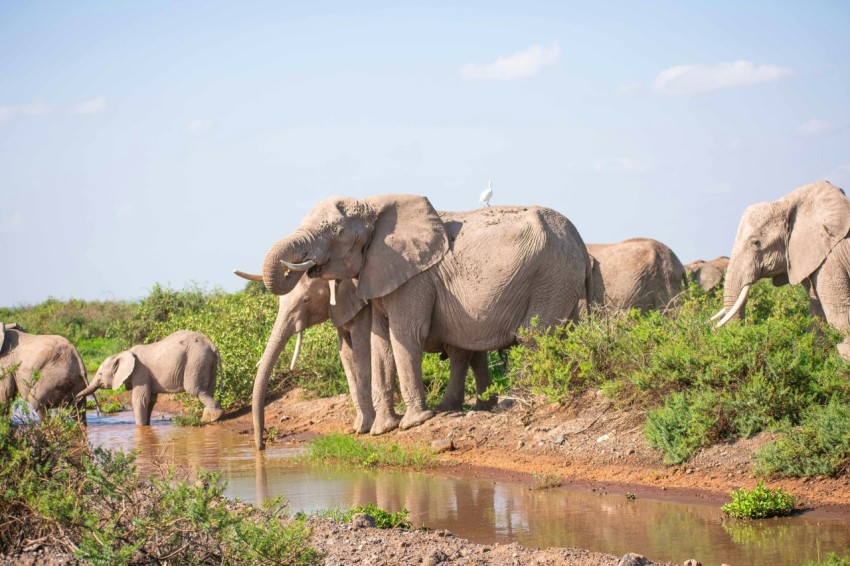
[76,330,224,425]
[1,322,89,424]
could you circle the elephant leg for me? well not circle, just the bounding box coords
[196,358,223,424]
[388,326,433,431]
[470,351,496,410]
[370,311,401,435]
[814,269,850,361]
[338,330,362,432]
[349,308,375,433]
[0,375,16,416]
[131,385,153,426]
[146,393,157,424]
[437,347,472,412]
[198,391,223,423]
[74,396,88,426]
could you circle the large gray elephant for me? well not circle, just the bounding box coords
[259,195,590,439]
[0,323,89,424]
[586,238,686,313]
[713,181,850,359]
[76,330,224,425]
[684,256,729,292]
[232,270,493,449]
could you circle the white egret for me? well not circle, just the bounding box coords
[479,181,493,207]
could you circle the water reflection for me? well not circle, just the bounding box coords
[87,412,850,566]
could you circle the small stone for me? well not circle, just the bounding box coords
[684,560,702,566]
[351,513,376,529]
[618,553,649,566]
[596,434,610,443]
[517,440,525,449]
[431,438,454,453]
[423,550,448,565]
[628,448,636,455]
[686,468,694,474]
[552,435,565,445]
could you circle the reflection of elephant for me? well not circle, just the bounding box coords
[259,195,590,438]
[232,270,493,449]
[684,256,729,292]
[76,330,223,425]
[714,181,850,359]
[586,238,685,313]
[0,323,88,424]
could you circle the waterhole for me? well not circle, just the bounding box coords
[87,412,850,565]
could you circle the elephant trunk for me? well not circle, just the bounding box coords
[252,297,299,450]
[262,231,314,296]
[716,256,755,327]
[76,378,101,400]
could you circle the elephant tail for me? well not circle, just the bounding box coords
[583,253,595,319]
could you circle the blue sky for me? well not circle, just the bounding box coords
[1,1,848,305]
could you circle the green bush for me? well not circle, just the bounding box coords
[754,399,850,477]
[509,281,850,465]
[721,482,796,519]
[0,415,320,563]
[805,552,850,566]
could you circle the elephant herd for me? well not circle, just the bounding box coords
[4,180,848,452]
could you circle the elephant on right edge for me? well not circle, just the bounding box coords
[684,256,729,292]
[232,270,493,449]
[587,238,686,313]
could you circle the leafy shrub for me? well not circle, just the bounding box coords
[0,415,320,563]
[304,433,434,469]
[754,399,850,477]
[509,281,850,465]
[721,482,796,519]
[805,552,850,566]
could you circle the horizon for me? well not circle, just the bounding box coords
[2,1,849,307]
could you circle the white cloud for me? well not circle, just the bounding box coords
[74,96,107,115]
[652,61,793,95]
[796,118,839,137]
[0,101,51,121]
[182,119,215,137]
[460,41,560,80]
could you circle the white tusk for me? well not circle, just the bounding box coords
[714,285,751,329]
[233,269,264,282]
[289,332,303,371]
[329,280,337,306]
[709,307,726,322]
[280,259,316,271]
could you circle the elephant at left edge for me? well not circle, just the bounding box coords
[76,330,224,425]
[0,323,89,424]
[255,195,591,437]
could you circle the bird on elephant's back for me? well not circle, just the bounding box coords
[258,194,591,444]
[711,180,850,360]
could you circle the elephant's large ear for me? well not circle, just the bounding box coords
[112,352,137,390]
[330,280,368,327]
[357,195,449,299]
[785,181,850,285]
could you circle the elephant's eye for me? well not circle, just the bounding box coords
[303,297,310,304]
[752,239,762,249]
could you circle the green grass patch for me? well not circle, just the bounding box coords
[304,433,434,469]
[721,482,796,519]
[805,552,850,566]
[308,504,412,529]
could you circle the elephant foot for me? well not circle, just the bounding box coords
[399,408,435,430]
[436,398,463,413]
[370,413,401,436]
[353,411,376,434]
[201,407,224,424]
[473,395,498,411]
[838,341,850,362]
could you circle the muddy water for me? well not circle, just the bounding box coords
[87,412,850,566]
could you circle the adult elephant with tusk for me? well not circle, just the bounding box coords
[256,195,591,447]
[713,181,850,359]
[233,269,495,450]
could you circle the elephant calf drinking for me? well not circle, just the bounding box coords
[77,330,224,425]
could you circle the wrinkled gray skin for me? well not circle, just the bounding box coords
[716,181,850,359]
[261,196,590,439]
[76,330,223,425]
[0,323,88,424]
[587,238,686,313]
[233,271,493,450]
[684,256,729,292]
